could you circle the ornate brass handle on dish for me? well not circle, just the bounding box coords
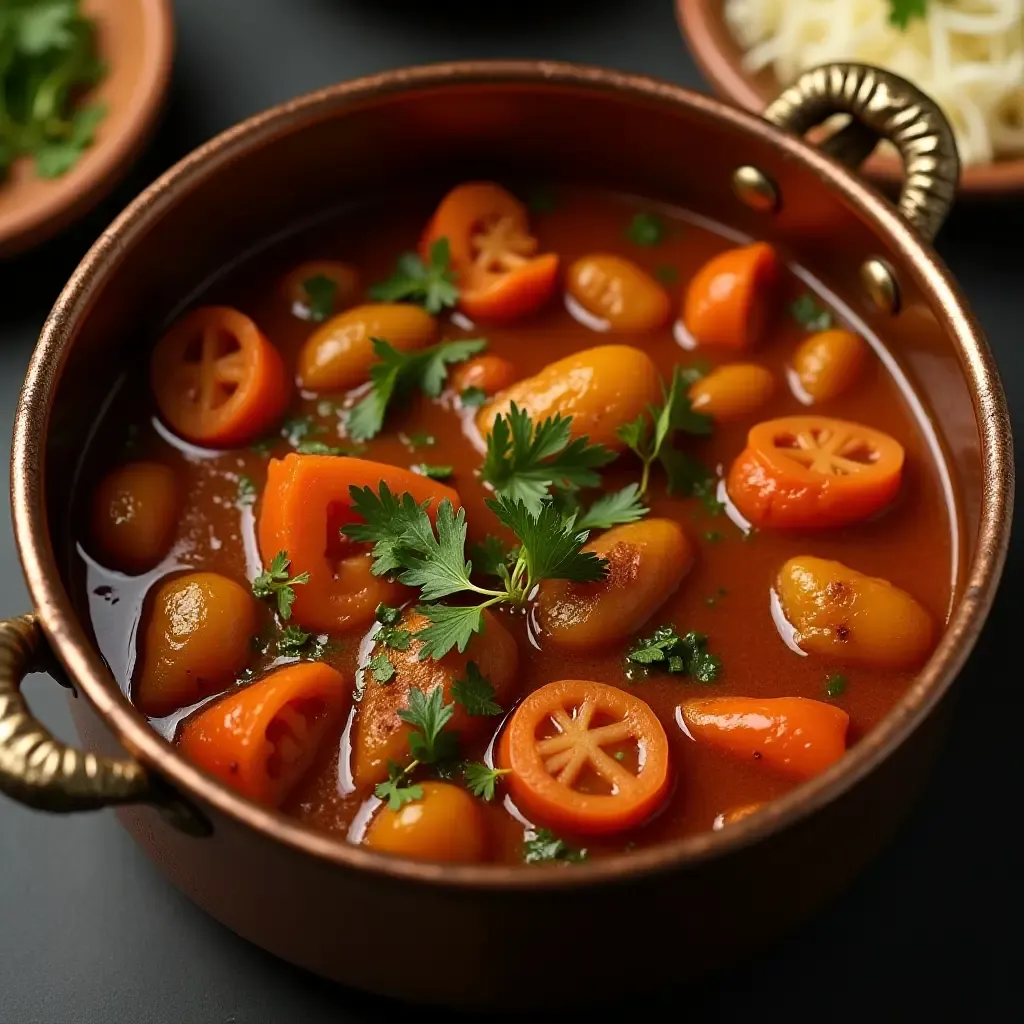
[0,613,209,834]
[763,63,961,243]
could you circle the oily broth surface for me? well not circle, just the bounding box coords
[75,186,957,862]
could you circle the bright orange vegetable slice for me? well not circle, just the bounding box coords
[177,662,348,808]
[258,454,461,634]
[499,680,671,835]
[682,242,779,349]
[680,697,849,781]
[421,182,558,322]
[150,306,290,448]
[727,415,905,528]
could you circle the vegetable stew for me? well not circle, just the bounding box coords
[75,183,958,865]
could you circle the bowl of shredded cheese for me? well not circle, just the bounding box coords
[678,0,1024,194]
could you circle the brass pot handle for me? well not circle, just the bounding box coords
[0,613,209,834]
[763,63,961,242]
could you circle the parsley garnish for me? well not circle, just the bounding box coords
[300,274,337,322]
[374,603,411,650]
[296,440,357,456]
[0,3,107,182]
[281,416,322,447]
[368,237,459,314]
[462,762,511,801]
[236,475,256,507]
[343,485,607,659]
[626,212,666,247]
[481,403,616,513]
[277,624,311,653]
[460,386,487,408]
[368,650,396,683]
[887,0,927,30]
[251,551,310,620]
[347,336,487,442]
[404,431,435,449]
[413,463,453,481]
[469,535,515,578]
[626,625,721,682]
[523,829,587,864]
[451,662,502,716]
[825,673,848,698]
[374,760,424,811]
[618,367,713,498]
[789,292,833,332]
[399,686,459,763]
[572,484,648,531]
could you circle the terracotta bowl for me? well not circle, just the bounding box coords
[677,0,1024,196]
[0,0,174,257]
[0,61,1013,1007]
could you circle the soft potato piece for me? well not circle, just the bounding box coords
[777,556,934,668]
[688,364,774,422]
[566,253,671,332]
[352,608,519,787]
[537,519,694,650]
[365,782,487,863]
[476,344,661,451]
[792,329,866,403]
[89,461,180,574]
[296,303,436,391]
[136,572,257,718]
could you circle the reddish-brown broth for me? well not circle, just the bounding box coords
[74,186,958,863]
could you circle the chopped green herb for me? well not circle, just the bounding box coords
[374,759,424,811]
[295,440,358,457]
[462,762,511,801]
[789,292,834,332]
[525,184,557,213]
[405,431,436,449]
[368,237,459,314]
[300,274,337,322]
[469,535,514,578]
[251,551,310,620]
[460,386,487,408]
[481,403,617,513]
[887,0,927,30]
[277,624,311,653]
[522,828,587,865]
[626,625,721,682]
[451,662,502,717]
[572,484,648,532]
[368,650,396,683]
[614,751,625,761]
[626,212,666,247]
[373,603,411,651]
[236,475,256,507]
[825,673,848,698]
[347,336,487,442]
[655,264,678,284]
[398,686,459,763]
[281,416,323,448]
[413,463,453,481]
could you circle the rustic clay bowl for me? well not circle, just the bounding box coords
[677,0,1024,196]
[0,61,1013,1007]
[0,0,174,257]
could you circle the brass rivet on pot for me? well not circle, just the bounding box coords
[860,258,900,315]
[732,166,778,212]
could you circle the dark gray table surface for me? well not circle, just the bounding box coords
[1,2,1020,1021]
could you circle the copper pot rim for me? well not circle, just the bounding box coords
[11,60,1013,890]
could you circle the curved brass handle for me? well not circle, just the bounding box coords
[763,63,961,242]
[0,614,209,834]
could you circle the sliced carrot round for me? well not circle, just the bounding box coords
[421,181,558,322]
[257,454,461,634]
[177,662,349,808]
[499,679,671,835]
[150,306,289,448]
[727,415,905,528]
[680,697,849,781]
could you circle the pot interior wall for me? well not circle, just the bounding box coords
[46,78,980,659]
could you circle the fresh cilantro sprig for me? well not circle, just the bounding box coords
[566,483,648,532]
[789,292,833,332]
[0,3,107,182]
[373,603,412,650]
[625,625,720,682]
[343,485,607,659]
[251,551,310,620]
[618,367,713,499]
[462,762,511,802]
[374,760,424,811]
[888,0,927,30]
[451,662,502,716]
[277,624,311,653]
[469,535,516,578]
[347,336,487,442]
[399,686,459,763]
[523,829,587,864]
[368,237,459,314]
[481,403,617,513]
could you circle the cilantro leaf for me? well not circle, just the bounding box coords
[373,604,411,651]
[33,102,107,178]
[398,686,459,763]
[295,440,355,456]
[413,463,453,481]
[460,386,487,408]
[300,274,337,322]
[462,762,510,802]
[522,829,587,864]
[277,624,311,653]
[368,651,396,683]
[390,498,477,602]
[573,484,648,531]
[469,535,514,578]
[374,760,424,811]
[368,237,459,314]
[451,662,502,716]
[626,211,665,247]
[281,415,322,447]
[236,474,256,507]
[658,446,722,512]
[481,403,617,513]
[789,292,834,332]
[347,336,487,442]
[887,0,928,30]
[414,604,486,661]
[251,551,310,620]
[626,626,721,682]
[343,482,434,577]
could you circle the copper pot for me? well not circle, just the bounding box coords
[1,62,1013,1007]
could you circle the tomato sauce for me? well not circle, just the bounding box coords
[73,185,958,864]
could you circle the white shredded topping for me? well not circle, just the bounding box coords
[723,0,1024,165]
